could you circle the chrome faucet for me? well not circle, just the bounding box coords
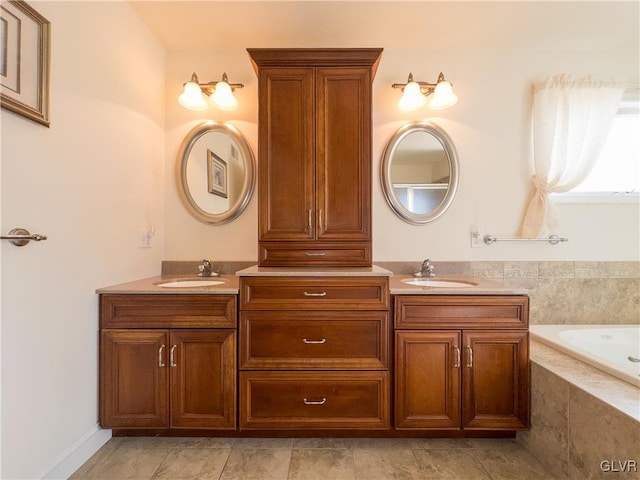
[198,259,219,277]
[414,259,436,278]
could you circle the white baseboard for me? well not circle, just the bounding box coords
[42,425,112,479]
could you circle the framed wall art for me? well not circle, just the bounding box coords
[1,0,50,126]
[207,149,228,198]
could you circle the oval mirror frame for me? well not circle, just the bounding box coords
[177,121,256,225]
[381,121,459,225]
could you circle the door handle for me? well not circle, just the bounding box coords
[466,345,473,368]
[453,346,461,368]
[306,210,313,233]
[158,345,166,367]
[170,345,177,367]
[1,228,47,247]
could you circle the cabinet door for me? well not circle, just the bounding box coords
[258,67,315,241]
[462,331,529,430]
[316,67,371,241]
[169,329,236,429]
[395,331,461,429]
[100,330,168,428]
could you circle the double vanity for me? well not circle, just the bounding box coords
[97,267,530,437]
[98,48,529,438]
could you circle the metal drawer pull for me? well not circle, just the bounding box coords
[303,338,327,344]
[303,397,327,405]
[303,291,327,297]
[466,345,473,368]
[158,345,166,367]
[305,252,326,256]
[453,346,461,368]
[170,345,177,367]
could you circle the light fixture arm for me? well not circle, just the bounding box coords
[392,72,448,95]
[185,72,245,94]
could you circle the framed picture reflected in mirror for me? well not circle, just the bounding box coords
[207,149,228,198]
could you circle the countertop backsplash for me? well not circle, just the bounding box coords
[161,260,639,325]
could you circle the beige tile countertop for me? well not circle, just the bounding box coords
[95,274,240,294]
[389,274,530,295]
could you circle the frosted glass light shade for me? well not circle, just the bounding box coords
[178,82,207,111]
[428,80,458,109]
[398,81,427,111]
[210,81,238,110]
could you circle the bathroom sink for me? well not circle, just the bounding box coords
[401,278,477,288]
[155,278,226,288]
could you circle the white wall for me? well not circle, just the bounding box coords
[0,2,165,478]
[163,1,639,262]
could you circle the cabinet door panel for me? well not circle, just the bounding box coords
[316,68,371,241]
[100,330,168,428]
[462,331,529,430]
[395,331,461,429]
[258,67,314,241]
[170,330,236,429]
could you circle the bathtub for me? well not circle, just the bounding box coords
[530,324,640,388]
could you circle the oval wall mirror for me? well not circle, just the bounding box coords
[177,121,255,225]
[381,121,458,224]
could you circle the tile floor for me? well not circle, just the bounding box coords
[70,436,557,479]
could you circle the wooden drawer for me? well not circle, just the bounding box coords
[100,294,236,328]
[259,242,371,267]
[239,311,389,370]
[240,277,389,311]
[240,371,389,430]
[394,295,529,330]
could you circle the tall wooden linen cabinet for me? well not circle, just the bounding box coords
[248,48,383,267]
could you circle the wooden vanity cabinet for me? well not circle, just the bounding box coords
[248,49,382,267]
[239,276,391,430]
[99,294,237,430]
[394,295,530,431]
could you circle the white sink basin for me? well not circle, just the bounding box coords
[155,278,226,288]
[402,278,477,288]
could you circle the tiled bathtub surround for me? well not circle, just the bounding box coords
[520,341,640,479]
[164,260,640,325]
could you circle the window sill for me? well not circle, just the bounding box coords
[551,192,639,204]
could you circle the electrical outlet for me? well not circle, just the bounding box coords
[470,231,481,248]
[139,230,153,248]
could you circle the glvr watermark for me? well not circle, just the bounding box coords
[600,460,638,473]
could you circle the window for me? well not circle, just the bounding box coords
[552,90,639,204]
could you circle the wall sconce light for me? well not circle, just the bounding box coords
[392,72,458,111]
[178,72,244,111]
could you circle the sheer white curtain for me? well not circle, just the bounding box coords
[520,74,624,237]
